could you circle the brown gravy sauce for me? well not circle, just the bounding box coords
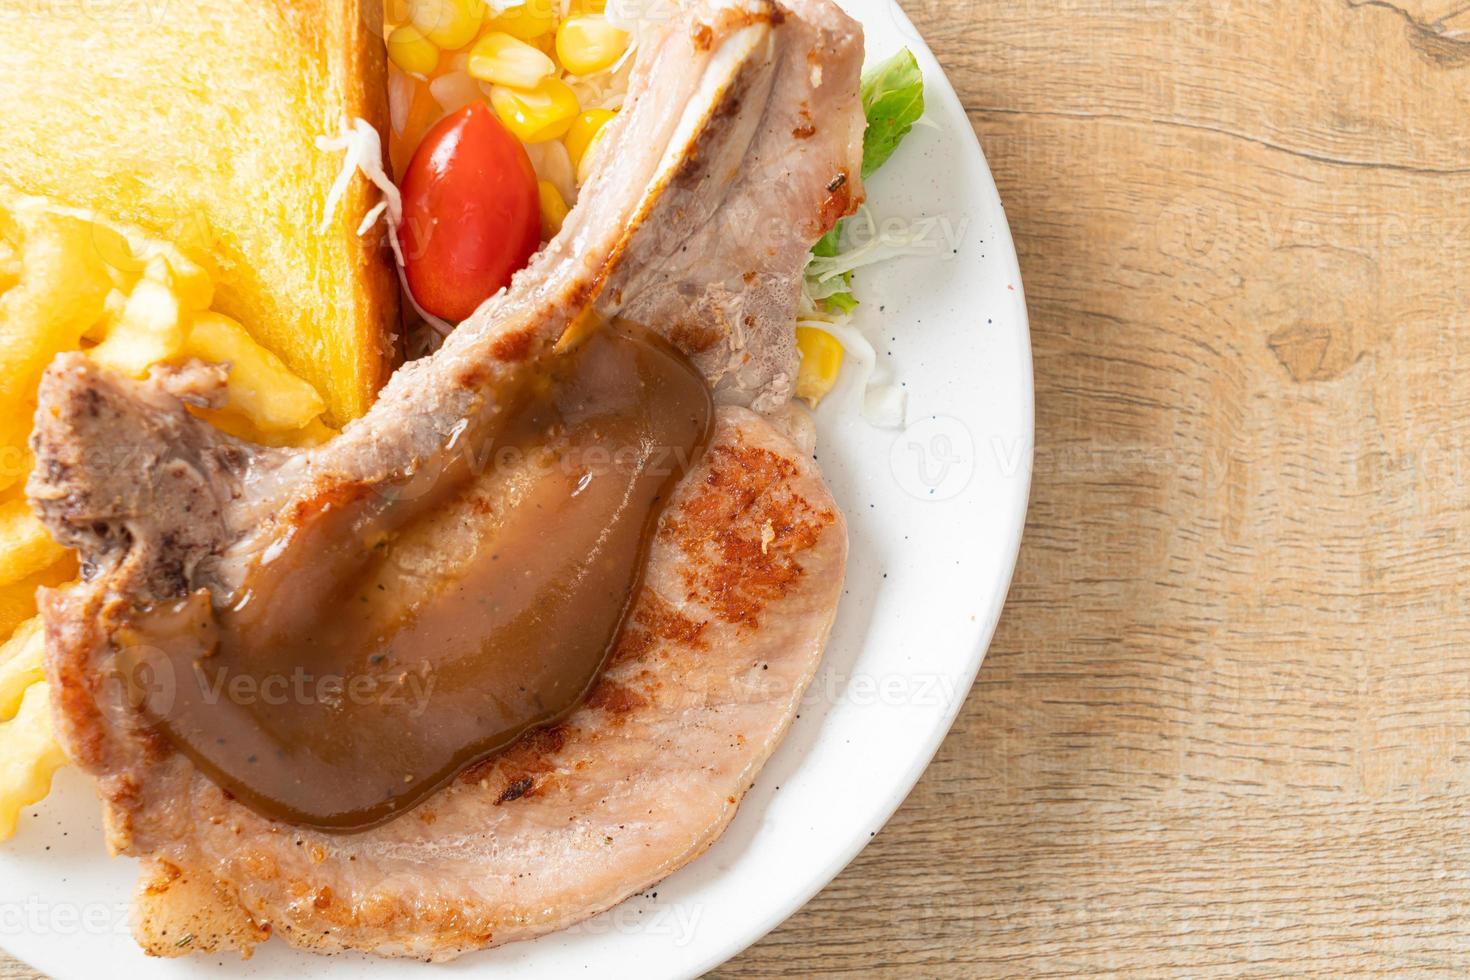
[117,322,712,832]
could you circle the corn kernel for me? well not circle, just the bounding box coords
[408,0,482,50]
[538,181,569,240]
[555,16,629,76]
[468,31,556,89]
[564,108,615,172]
[486,1,557,42]
[489,77,580,143]
[576,124,610,184]
[795,326,845,407]
[388,24,440,76]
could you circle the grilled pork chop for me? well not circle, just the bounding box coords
[28,0,863,960]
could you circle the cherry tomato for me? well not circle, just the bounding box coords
[398,102,541,323]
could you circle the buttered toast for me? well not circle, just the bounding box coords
[0,0,398,424]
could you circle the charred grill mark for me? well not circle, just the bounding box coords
[490,329,535,363]
[496,777,534,804]
[586,680,647,716]
[285,480,372,529]
[638,593,709,647]
[609,593,708,670]
[455,363,490,389]
[460,725,568,790]
[664,441,836,628]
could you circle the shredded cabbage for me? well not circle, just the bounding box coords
[318,116,453,337]
[317,116,401,235]
[805,205,938,291]
[799,48,928,427]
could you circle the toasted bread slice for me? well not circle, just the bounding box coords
[0,0,398,424]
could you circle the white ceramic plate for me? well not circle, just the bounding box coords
[0,2,1032,976]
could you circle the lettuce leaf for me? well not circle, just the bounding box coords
[803,50,926,314]
[859,49,926,179]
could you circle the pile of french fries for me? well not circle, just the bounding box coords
[0,194,335,838]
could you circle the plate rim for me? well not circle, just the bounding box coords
[0,2,1033,976]
[680,6,1034,973]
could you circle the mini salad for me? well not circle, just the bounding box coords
[798,48,926,423]
[344,1,928,419]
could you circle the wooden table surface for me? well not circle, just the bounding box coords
[7,0,1470,977]
[721,0,1470,975]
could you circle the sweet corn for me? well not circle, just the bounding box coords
[489,77,580,143]
[408,0,482,50]
[795,326,845,407]
[388,24,440,76]
[555,16,629,76]
[576,124,610,184]
[486,1,557,41]
[538,181,570,240]
[468,31,556,89]
[564,108,615,173]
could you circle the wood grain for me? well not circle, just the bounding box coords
[717,0,1470,975]
[6,0,1470,976]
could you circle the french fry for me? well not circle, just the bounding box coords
[0,557,77,643]
[152,247,214,314]
[0,237,18,294]
[0,499,67,588]
[0,617,42,721]
[0,682,67,840]
[88,268,187,378]
[183,312,328,432]
[0,198,347,840]
[0,208,114,487]
[201,410,338,449]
